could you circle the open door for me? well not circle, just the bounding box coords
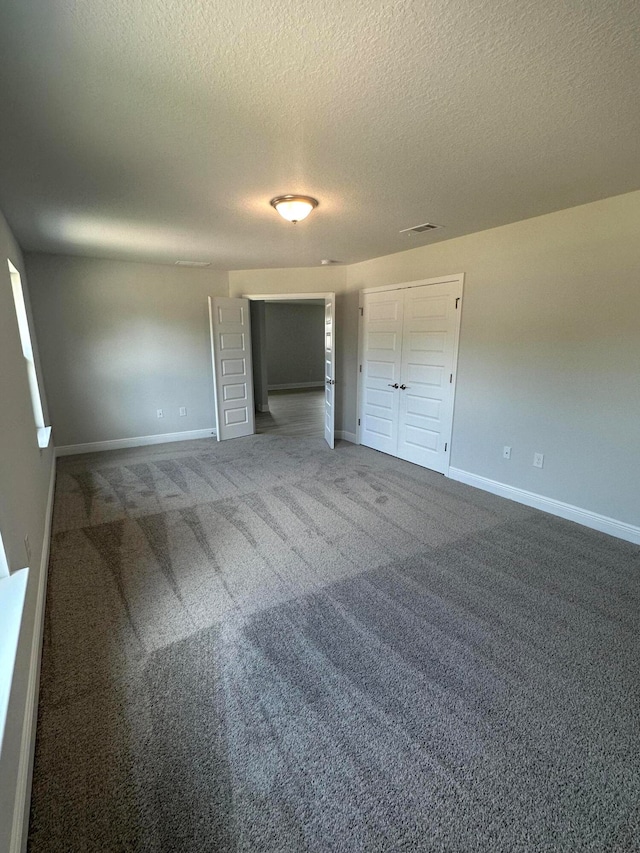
[324,294,336,448]
[209,296,255,441]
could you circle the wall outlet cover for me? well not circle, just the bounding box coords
[533,452,544,468]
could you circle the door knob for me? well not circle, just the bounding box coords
[387,383,399,389]
[400,384,408,390]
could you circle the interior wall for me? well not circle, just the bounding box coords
[347,190,640,527]
[264,302,325,388]
[0,212,54,852]
[25,254,229,447]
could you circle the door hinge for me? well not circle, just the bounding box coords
[449,373,453,383]
[358,418,361,426]
[359,306,364,316]
[455,297,460,309]
[445,442,448,452]
[359,364,362,373]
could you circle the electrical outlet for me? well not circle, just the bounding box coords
[533,452,544,468]
[157,409,164,418]
[24,535,31,562]
[179,407,187,417]
[503,446,511,459]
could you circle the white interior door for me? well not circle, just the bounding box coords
[324,295,336,448]
[359,290,404,455]
[209,296,255,441]
[396,282,460,472]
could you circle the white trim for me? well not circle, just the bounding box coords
[36,426,52,450]
[448,468,640,545]
[208,298,222,442]
[360,273,465,295]
[242,291,335,302]
[267,382,325,391]
[335,430,357,444]
[55,428,216,458]
[10,458,56,853]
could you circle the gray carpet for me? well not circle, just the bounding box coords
[28,435,640,851]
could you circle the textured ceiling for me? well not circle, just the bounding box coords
[0,0,639,269]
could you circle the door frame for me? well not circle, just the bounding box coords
[356,274,464,476]
[242,291,337,445]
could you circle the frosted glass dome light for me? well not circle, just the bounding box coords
[270,195,319,223]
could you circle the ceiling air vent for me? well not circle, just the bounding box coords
[175,260,211,267]
[399,222,444,235]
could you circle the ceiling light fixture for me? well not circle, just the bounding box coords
[270,195,319,223]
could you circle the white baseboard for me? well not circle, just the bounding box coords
[448,468,640,546]
[268,382,325,391]
[55,428,217,457]
[335,430,357,444]
[10,458,56,853]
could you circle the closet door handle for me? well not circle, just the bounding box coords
[400,384,409,390]
[388,383,399,389]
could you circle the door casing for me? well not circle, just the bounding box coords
[242,292,336,448]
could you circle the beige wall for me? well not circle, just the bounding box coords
[229,266,347,298]
[346,190,640,526]
[26,255,229,447]
[0,212,54,852]
[265,302,325,387]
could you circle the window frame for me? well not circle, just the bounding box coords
[7,260,51,449]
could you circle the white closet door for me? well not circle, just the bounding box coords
[324,295,336,448]
[359,290,404,455]
[397,282,459,472]
[209,297,255,441]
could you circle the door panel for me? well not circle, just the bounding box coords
[324,295,336,448]
[397,283,458,472]
[209,297,255,441]
[360,291,404,455]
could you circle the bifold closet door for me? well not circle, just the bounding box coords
[359,290,404,455]
[396,283,458,473]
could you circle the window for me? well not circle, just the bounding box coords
[8,260,51,448]
[0,529,29,751]
[0,530,9,580]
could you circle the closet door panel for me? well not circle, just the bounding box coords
[397,284,457,473]
[359,291,404,455]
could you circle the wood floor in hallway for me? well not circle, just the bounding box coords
[255,388,325,438]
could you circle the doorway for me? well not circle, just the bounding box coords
[247,294,334,443]
[209,291,336,447]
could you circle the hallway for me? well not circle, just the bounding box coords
[255,388,325,439]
